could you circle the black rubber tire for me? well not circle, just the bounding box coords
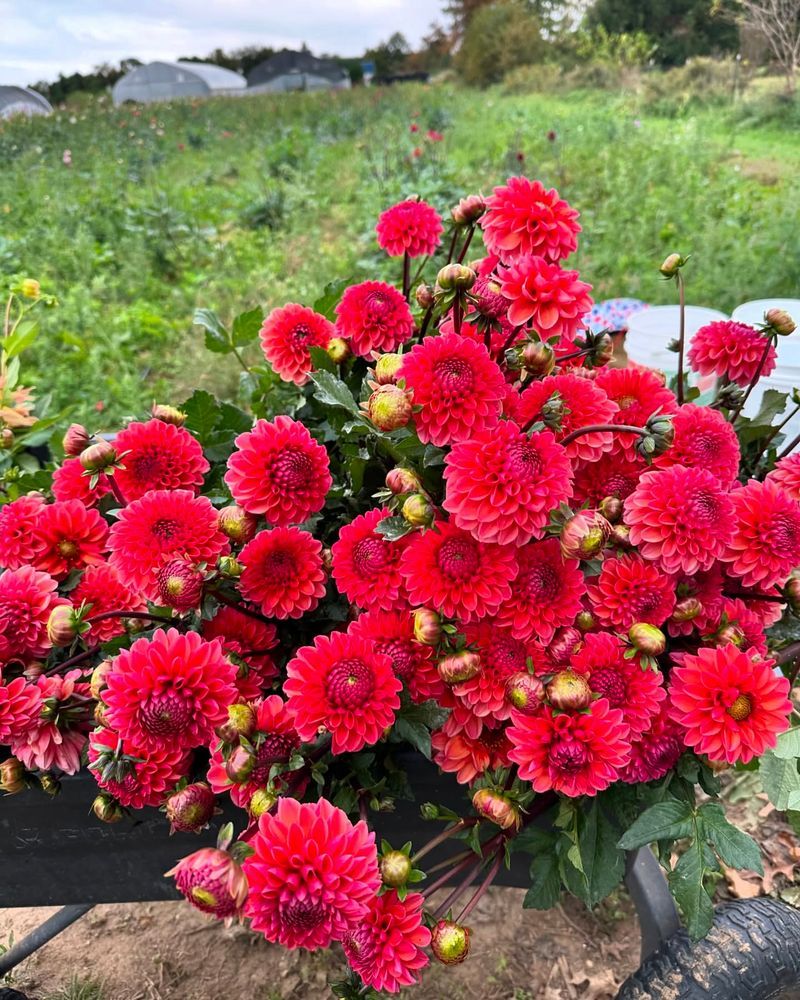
[617,897,800,999]
[0,989,30,1000]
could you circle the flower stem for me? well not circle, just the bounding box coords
[456,847,504,923]
[411,818,477,864]
[457,226,475,264]
[777,426,800,461]
[676,271,686,406]
[754,401,800,467]
[402,252,411,302]
[554,422,646,445]
[210,588,275,626]
[728,335,775,425]
[419,304,435,340]
[86,610,168,625]
[106,474,127,507]
[446,228,459,264]
[431,857,486,920]
[45,646,99,676]
[722,590,785,603]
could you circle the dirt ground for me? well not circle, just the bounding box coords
[1,888,640,1000]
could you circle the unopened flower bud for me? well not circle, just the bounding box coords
[546,670,592,711]
[20,278,41,299]
[90,661,112,700]
[638,414,674,459]
[412,608,441,646]
[63,423,91,456]
[765,308,796,337]
[218,504,257,545]
[374,352,405,385]
[628,623,666,657]
[0,428,14,449]
[715,623,746,648]
[609,523,633,549]
[94,700,111,728]
[659,253,685,278]
[79,439,116,472]
[436,263,476,292]
[92,793,124,823]
[431,919,471,965]
[366,384,412,431]
[505,671,545,713]
[520,341,555,377]
[225,745,255,783]
[47,605,78,647]
[326,337,351,364]
[151,403,187,426]
[438,650,481,684]
[0,757,26,794]
[598,495,623,524]
[165,782,217,834]
[39,773,61,797]
[386,466,422,495]
[451,194,486,226]
[321,547,333,572]
[401,493,434,527]
[156,559,203,612]
[380,849,412,887]
[671,597,702,623]
[785,575,800,615]
[248,788,277,818]
[217,555,243,578]
[217,702,256,742]
[165,847,248,921]
[415,284,434,309]
[575,609,596,632]
[472,787,520,830]
[420,802,440,820]
[549,626,582,666]
[560,511,611,561]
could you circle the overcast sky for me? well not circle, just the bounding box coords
[1,0,446,87]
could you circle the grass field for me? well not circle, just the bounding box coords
[2,82,800,423]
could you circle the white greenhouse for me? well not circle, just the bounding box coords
[0,86,52,120]
[111,61,246,105]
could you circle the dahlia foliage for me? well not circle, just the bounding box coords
[3,181,800,985]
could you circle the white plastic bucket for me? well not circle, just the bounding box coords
[625,305,727,389]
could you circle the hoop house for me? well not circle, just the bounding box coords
[0,86,52,120]
[111,61,246,105]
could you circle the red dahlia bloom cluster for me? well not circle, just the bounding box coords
[331,507,409,611]
[688,320,776,387]
[112,418,209,501]
[498,254,593,340]
[376,198,443,257]
[335,280,414,357]
[481,176,581,263]
[259,303,334,385]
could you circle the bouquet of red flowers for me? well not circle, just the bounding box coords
[2,177,799,995]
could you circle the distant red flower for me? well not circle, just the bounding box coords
[112,419,209,502]
[239,527,326,620]
[431,714,512,784]
[481,177,581,263]
[593,367,678,457]
[52,457,112,507]
[443,424,573,546]
[108,490,228,600]
[426,129,443,142]
[508,699,630,797]
[0,494,45,570]
[0,566,65,664]
[225,416,332,523]
[284,630,401,754]
[343,890,430,993]
[401,521,518,622]
[669,644,791,764]
[571,450,644,506]
[624,466,734,575]
[88,726,191,809]
[510,372,618,462]
[620,704,684,784]
[768,452,800,501]
[71,564,147,644]
[207,696,299,807]
[569,631,666,740]
[348,609,443,704]
[723,478,800,589]
[688,320,776,387]
[587,555,676,629]
[31,500,108,579]
[409,122,419,133]
[244,797,379,949]
[335,280,414,357]
[653,404,740,487]
[495,538,584,643]
[10,670,93,774]
[399,332,506,446]
[259,303,334,385]
[104,628,238,751]
[497,254,592,336]
[0,676,43,742]
[376,198,443,257]
[331,508,410,612]
[200,606,279,698]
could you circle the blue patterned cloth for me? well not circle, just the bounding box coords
[587,298,650,333]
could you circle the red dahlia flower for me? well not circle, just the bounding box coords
[243,796,380,949]
[347,610,444,705]
[653,404,740,487]
[239,526,326,619]
[431,714,512,785]
[443,423,573,546]
[586,555,676,629]
[31,500,108,579]
[401,521,518,622]
[697,597,767,657]
[0,566,66,664]
[284,630,402,754]
[104,628,238,751]
[330,508,410,612]
[669,644,791,764]
[88,725,191,809]
[259,303,334,385]
[688,320,776,387]
[343,890,430,993]
[620,703,685,784]
[52,457,112,507]
[376,198,443,258]
[0,494,45,570]
[481,176,581,263]
[723,478,800,589]
[10,670,93,774]
[497,254,593,337]
[624,465,734,575]
[768,452,800,501]
[108,490,228,600]
[200,606,279,698]
[167,847,248,923]
[667,565,725,637]
[398,332,506,446]
[225,415,332,523]
[495,538,584,643]
[112,419,209,502]
[593,366,678,457]
[71,564,148,644]
[508,699,630,797]
[0,676,43,742]
[571,450,643,506]
[335,281,414,357]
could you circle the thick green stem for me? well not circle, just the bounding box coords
[728,335,775,425]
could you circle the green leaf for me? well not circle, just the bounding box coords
[393,717,432,758]
[3,319,38,359]
[760,749,800,810]
[309,371,361,417]
[524,850,561,910]
[193,308,231,354]
[698,802,763,874]
[668,838,714,940]
[752,388,789,427]
[217,402,253,435]
[231,306,263,347]
[182,389,221,444]
[561,800,625,908]
[618,799,694,850]
[312,278,350,321]
[308,345,337,374]
[773,727,800,760]
[375,516,412,541]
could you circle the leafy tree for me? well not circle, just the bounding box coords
[455,1,546,85]
[364,32,412,77]
[728,0,800,92]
